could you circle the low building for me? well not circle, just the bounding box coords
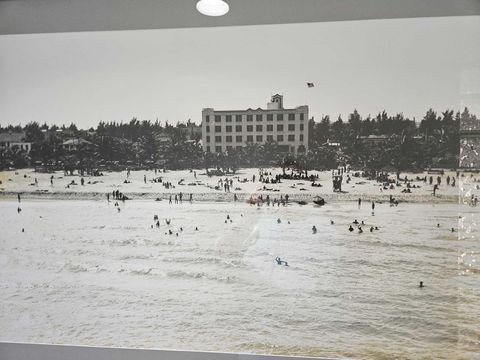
[0,132,32,153]
[62,138,94,151]
[357,134,389,145]
[201,94,309,154]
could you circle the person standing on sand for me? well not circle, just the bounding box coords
[17,193,21,203]
[107,193,110,202]
[358,198,362,208]
[169,195,172,204]
[144,175,147,184]
[433,184,438,196]
[371,201,375,212]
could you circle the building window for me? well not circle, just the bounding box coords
[226,145,233,151]
[256,114,263,121]
[215,126,221,132]
[235,125,242,132]
[277,135,284,142]
[215,115,221,122]
[300,124,304,131]
[235,115,242,122]
[236,135,242,142]
[288,113,295,121]
[247,125,253,132]
[267,124,273,131]
[288,134,295,141]
[206,136,210,142]
[267,135,273,142]
[226,125,232,133]
[247,135,253,142]
[206,125,210,133]
[288,124,295,131]
[205,115,210,123]
[277,114,283,121]
[215,136,222,142]
[256,125,263,132]
[236,146,242,150]
[267,114,273,121]
[206,146,210,152]
[300,113,305,120]
[226,115,232,122]
[226,136,232,143]
[300,134,304,141]
[215,146,221,153]
[256,135,263,142]
[277,124,284,131]
[247,115,253,122]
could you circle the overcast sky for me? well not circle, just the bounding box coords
[0,16,479,128]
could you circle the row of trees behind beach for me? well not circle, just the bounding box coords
[0,108,477,173]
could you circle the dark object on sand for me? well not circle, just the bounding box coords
[297,200,308,205]
[313,196,325,206]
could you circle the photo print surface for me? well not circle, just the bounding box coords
[1,16,480,360]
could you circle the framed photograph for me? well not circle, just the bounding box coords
[1,2,479,359]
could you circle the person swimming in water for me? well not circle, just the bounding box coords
[348,225,354,232]
[312,226,317,234]
[358,227,363,233]
[353,219,359,224]
[277,218,281,224]
[370,226,374,232]
[419,281,424,288]
[330,220,334,225]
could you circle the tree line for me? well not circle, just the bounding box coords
[0,108,477,173]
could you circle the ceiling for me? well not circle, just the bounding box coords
[0,0,479,35]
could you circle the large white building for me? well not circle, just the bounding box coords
[201,95,309,154]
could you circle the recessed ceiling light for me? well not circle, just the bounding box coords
[196,0,229,17]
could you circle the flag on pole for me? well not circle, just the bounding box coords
[307,82,314,88]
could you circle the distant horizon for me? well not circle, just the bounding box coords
[1,16,480,128]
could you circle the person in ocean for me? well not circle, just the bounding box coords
[312,226,317,234]
[353,219,359,224]
[348,225,354,232]
[419,281,424,288]
[358,227,363,233]
[277,218,281,224]
[330,220,334,225]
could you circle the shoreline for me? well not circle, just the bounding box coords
[0,190,461,204]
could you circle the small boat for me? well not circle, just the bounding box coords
[313,196,325,206]
[297,200,308,205]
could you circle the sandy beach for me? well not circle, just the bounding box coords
[1,167,478,204]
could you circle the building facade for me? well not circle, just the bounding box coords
[201,95,308,154]
[0,132,32,153]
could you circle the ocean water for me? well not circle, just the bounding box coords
[0,200,479,359]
